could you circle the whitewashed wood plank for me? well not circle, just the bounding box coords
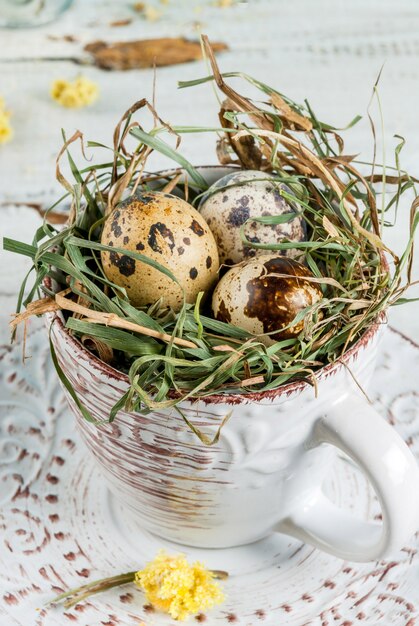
[2,0,419,60]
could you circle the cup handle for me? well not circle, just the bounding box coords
[276,392,419,561]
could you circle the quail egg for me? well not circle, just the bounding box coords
[212,254,322,345]
[199,170,306,265]
[101,191,219,311]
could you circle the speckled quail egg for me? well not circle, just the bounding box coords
[212,254,322,345]
[199,170,306,265]
[101,191,219,311]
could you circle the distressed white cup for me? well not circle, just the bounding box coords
[47,167,419,562]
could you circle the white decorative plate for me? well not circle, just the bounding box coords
[1,321,418,625]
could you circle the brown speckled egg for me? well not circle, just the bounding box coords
[199,170,306,265]
[101,191,219,311]
[212,255,322,345]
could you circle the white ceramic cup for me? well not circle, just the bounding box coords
[47,166,419,562]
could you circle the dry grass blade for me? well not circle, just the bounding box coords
[10,295,66,330]
[201,36,274,133]
[54,292,197,349]
[162,172,183,194]
[366,173,419,184]
[212,344,243,354]
[11,290,197,350]
[326,156,380,235]
[239,375,265,386]
[111,98,148,186]
[267,272,347,292]
[270,92,313,132]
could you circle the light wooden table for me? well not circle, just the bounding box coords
[1,5,419,625]
[1,0,419,340]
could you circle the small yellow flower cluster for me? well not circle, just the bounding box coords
[135,551,225,621]
[0,97,13,144]
[50,76,99,109]
[133,2,163,21]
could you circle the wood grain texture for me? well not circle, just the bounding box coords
[1,6,419,619]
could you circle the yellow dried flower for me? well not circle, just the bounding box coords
[144,5,163,20]
[133,2,163,20]
[50,76,99,109]
[0,98,13,144]
[135,551,225,621]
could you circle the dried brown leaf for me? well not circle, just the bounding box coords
[270,92,313,132]
[81,335,114,363]
[219,99,264,170]
[109,19,133,27]
[215,137,238,165]
[85,38,228,71]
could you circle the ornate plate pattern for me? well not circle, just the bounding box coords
[0,321,418,626]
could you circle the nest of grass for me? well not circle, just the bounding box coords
[5,37,419,429]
